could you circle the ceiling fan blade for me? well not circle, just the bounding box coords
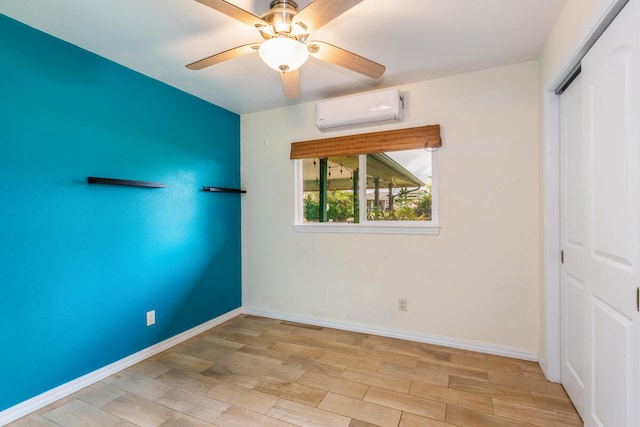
[186,43,258,70]
[294,0,363,32]
[307,41,385,79]
[194,0,264,27]
[281,70,301,99]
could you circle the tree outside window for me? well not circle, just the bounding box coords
[301,149,433,224]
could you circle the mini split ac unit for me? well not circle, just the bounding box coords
[316,88,404,131]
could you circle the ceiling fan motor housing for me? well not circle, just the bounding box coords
[261,0,307,40]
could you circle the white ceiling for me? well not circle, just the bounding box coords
[1,0,567,115]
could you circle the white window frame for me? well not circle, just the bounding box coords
[293,150,440,235]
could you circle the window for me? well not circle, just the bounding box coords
[291,126,440,234]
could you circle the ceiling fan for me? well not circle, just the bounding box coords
[186,0,386,99]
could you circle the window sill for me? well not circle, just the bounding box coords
[293,223,440,235]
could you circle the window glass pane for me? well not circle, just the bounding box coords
[302,155,359,223]
[365,149,432,221]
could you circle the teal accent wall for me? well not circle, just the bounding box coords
[0,15,241,411]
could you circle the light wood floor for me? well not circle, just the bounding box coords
[9,315,582,426]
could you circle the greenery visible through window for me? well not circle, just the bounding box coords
[300,149,434,224]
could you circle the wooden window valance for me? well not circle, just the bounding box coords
[290,125,441,160]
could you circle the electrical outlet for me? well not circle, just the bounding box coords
[398,299,408,312]
[146,310,156,326]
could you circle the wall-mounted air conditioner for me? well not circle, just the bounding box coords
[316,88,404,131]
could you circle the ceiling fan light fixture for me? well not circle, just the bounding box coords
[272,21,292,34]
[259,36,309,72]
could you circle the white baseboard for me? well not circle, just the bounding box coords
[0,308,242,426]
[243,307,539,362]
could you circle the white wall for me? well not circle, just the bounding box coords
[241,61,540,355]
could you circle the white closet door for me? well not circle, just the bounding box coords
[560,73,585,419]
[580,0,640,425]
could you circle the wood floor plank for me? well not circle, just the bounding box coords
[283,355,346,377]
[452,352,547,380]
[409,380,494,414]
[103,373,174,401]
[349,419,383,427]
[388,340,453,362]
[378,361,450,387]
[357,347,419,368]
[270,341,326,359]
[449,375,535,406]
[205,324,262,339]
[318,392,402,427]
[257,327,304,340]
[254,376,327,406]
[225,332,278,348]
[196,346,246,365]
[169,338,222,359]
[399,411,452,427]
[492,399,583,427]
[280,320,324,330]
[340,367,412,393]
[212,404,300,427]
[200,333,247,349]
[267,398,352,427]
[363,386,446,420]
[306,339,363,355]
[101,393,176,426]
[237,344,291,363]
[266,330,363,356]
[297,371,370,399]
[34,396,75,413]
[290,325,369,347]
[200,359,262,389]
[360,335,395,351]
[154,387,229,422]
[202,352,304,387]
[122,359,172,379]
[445,405,534,427]
[42,398,127,426]
[158,411,221,427]
[320,350,382,372]
[488,371,568,398]
[200,330,250,349]
[6,413,62,426]
[205,382,279,414]
[198,335,245,351]
[416,359,489,382]
[155,350,215,373]
[74,382,128,408]
[531,391,578,414]
[155,368,221,395]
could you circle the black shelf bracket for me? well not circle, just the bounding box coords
[202,186,246,194]
[87,177,166,188]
